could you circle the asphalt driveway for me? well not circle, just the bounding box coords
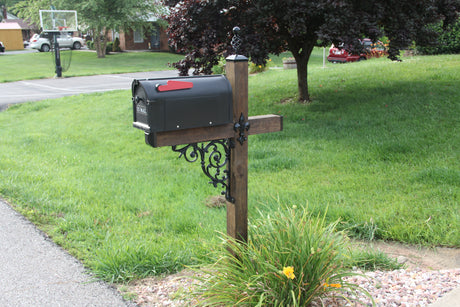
[0,198,134,306]
[0,70,179,111]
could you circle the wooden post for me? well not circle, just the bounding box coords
[225,54,249,243]
[133,30,282,244]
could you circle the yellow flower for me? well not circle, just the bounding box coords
[323,282,341,290]
[283,266,295,279]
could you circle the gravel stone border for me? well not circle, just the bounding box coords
[125,268,460,306]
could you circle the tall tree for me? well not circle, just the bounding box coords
[13,0,165,58]
[167,0,460,102]
[60,0,166,58]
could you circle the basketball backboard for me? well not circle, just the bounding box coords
[39,10,78,32]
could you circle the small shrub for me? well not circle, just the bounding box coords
[249,59,272,74]
[113,37,122,52]
[193,205,372,306]
[211,57,226,75]
[106,42,113,54]
[86,41,94,50]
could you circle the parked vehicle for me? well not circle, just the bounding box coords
[0,41,5,53]
[29,32,85,52]
[327,39,387,63]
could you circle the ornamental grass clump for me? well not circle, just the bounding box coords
[193,205,372,306]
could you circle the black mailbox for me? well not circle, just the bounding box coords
[132,75,233,134]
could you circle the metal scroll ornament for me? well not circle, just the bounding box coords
[234,113,250,145]
[172,139,234,202]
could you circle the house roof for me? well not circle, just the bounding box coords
[3,19,38,29]
[2,11,38,30]
[0,22,22,30]
[6,12,19,20]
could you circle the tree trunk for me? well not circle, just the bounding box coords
[94,28,109,58]
[294,54,309,102]
[289,41,315,102]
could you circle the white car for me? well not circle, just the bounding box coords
[0,41,5,52]
[30,32,85,52]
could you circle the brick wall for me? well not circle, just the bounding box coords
[117,25,170,51]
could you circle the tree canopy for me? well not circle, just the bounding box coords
[167,0,460,102]
[11,0,49,26]
[61,0,166,57]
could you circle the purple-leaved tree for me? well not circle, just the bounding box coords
[167,0,459,102]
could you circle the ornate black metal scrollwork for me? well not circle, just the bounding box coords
[172,139,234,202]
[234,113,250,145]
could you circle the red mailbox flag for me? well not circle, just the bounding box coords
[157,80,194,92]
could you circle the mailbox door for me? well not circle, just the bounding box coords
[162,93,232,131]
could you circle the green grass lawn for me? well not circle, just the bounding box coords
[0,50,459,282]
[0,51,184,82]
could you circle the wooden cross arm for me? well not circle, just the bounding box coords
[145,114,283,147]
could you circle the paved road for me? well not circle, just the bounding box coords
[0,198,135,306]
[0,70,179,111]
[2,48,39,55]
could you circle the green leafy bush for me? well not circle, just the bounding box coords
[106,42,113,54]
[193,205,371,306]
[86,41,94,50]
[417,18,460,54]
[211,57,226,75]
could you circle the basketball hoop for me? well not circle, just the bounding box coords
[39,10,78,77]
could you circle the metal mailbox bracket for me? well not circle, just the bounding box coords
[170,112,251,202]
[172,139,235,202]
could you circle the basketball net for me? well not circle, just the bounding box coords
[51,26,72,74]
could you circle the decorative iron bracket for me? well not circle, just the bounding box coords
[233,113,250,145]
[172,139,234,202]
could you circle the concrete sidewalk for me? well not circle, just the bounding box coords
[428,286,460,307]
[0,198,134,307]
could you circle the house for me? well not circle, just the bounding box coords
[107,16,169,51]
[1,6,39,49]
